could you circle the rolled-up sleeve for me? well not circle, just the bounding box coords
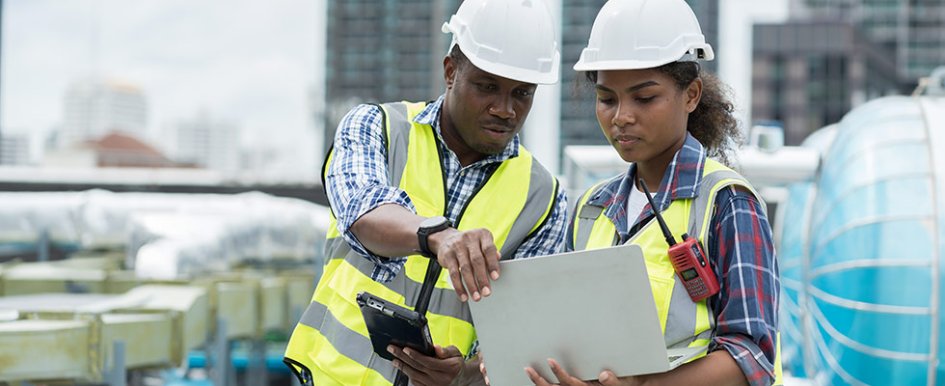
[706,186,780,386]
[325,104,416,282]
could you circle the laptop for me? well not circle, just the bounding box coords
[467,244,706,386]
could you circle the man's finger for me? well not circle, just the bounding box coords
[434,344,463,359]
[403,347,441,372]
[392,358,429,386]
[456,245,481,301]
[440,253,468,302]
[525,366,554,386]
[479,231,501,280]
[402,345,462,372]
[389,345,433,372]
[467,245,492,298]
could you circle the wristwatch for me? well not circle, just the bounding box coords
[417,216,451,257]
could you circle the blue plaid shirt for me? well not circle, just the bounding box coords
[568,134,780,386]
[325,96,568,282]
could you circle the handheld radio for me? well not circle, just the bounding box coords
[638,179,720,302]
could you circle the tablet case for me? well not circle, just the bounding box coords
[358,257,443,386]
[356,291,435,361]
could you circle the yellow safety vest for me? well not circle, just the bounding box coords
[284,101,559,385]
[572,159,783,385]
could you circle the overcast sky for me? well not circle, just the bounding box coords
[1,0,788,179]
[1,0,323,178]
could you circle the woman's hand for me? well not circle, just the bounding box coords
[525,359,649,386]
[525,359,603,386]
[598,370,645,386]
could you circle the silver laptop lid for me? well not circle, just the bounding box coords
[468,244,672,386]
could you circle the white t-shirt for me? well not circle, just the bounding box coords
[626,179,649,234]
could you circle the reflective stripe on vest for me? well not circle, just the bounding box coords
[285,101,558,385]
[572,159,783,384]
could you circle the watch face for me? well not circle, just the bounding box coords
[418,216,450,257]
[421,216,448,230]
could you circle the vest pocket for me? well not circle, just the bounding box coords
[645,268,676,332]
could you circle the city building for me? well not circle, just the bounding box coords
[167,112,241,175]
[0,133,31,166]
[323,0,461,152]
[559,0,606,151]
[59,78,149,149]
[751,21,900,145]
[797,0,945,85]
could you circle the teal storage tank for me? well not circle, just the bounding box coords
[779,91,945,385]
[776,125,836,379]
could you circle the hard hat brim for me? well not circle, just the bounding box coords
[573,45,715,72]
[466,52,561,85]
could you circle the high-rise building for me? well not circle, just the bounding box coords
[798,0,945,85]
[0,133,30,166]
[59,78,148,149]
[323,0,461,153]
[751,21,900,145]
[168,112,240,175]
[559,0,603,151]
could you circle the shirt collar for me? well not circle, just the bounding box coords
[586,133,708,236]
[413,95,521,165]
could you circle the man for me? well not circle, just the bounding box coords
[284,0,567,385]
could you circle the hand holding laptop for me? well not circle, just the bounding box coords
[468,244,706,386]
[525,358,607,386]
[481,348,639,386]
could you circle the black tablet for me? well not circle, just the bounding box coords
[357,291,435,361]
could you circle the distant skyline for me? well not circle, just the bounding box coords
[1,0,322,180]
[1,0,792,180]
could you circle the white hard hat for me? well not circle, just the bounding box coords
[442,0,560,85]
[573,0,714,72]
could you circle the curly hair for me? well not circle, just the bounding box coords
[585,62,741,165]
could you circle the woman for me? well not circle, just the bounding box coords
[526,1,781,385]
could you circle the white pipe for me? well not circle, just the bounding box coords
[522,0,562,175]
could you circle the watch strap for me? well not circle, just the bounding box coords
[418,217,451,257]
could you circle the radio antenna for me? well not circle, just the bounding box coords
[639,178,677,246]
